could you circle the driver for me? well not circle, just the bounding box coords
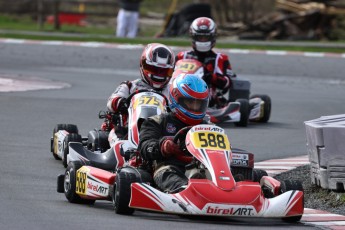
[102,43,175,141]
[176,17,236,107]
[138,74,210,193]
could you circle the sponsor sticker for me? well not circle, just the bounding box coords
[203,204,257,216]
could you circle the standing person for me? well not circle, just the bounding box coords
[116,0,142,38]
[176,17,236,106]
[102,43,175,142]
[138,74,210,193]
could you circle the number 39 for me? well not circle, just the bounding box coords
[198,133,226,149]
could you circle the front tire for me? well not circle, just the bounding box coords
[235,99,249,127]
[64,161,95,204]
[112,171,138,215]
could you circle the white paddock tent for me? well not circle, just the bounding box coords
[305,114,345,192]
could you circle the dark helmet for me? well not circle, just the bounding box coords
[140,43,175,89]
[189,17,217,52]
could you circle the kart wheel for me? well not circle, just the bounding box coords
[52,124,79,160]
[250,94,271,123]
[280,179,304,193]
[113,171,138,215]
[63,133,82,168]
[235,99,249,127]
[280,180,304,222]
[231,167,252,181]
[252,169,268,182]
[64,161,95,205]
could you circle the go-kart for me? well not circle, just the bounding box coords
[172,59,272,126]
[56,123,304,222]
[50,89,168,167]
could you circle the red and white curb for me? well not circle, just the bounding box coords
[302,209,345,230]
[256,155,345,229]
[1,38,344,59]
[254,155,310,176]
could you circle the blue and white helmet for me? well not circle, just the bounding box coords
[169,74,209,125]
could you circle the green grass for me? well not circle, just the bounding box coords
[1,14,345,53]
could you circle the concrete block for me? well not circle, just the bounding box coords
[304,114,345,192]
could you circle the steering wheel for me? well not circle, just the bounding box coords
[173,126,193,163]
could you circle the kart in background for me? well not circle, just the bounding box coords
[56,124,304,222]
[172,59,271,126]
[50,89,167,167]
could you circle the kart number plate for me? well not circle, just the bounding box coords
[133,96,163,109]
[191,131,230,150]
[176,63,198,72]
[76,170,87,195]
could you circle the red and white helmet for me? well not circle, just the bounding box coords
[140,43,175,89]
[189,17,217,52]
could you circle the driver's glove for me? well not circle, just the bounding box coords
[202,72,214,85]
[111,97,128,113]
[159,137,184,158]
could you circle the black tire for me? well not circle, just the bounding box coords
[64,161,95,205]
[234,99,249,127]
[112,171,138,215]
[63,133,82,168]
[280,179,304,222]
[231,167,253,181]
[280,180,304,193]
[250,94,271,123]
[52,124,79,159]
[253,169,268,182]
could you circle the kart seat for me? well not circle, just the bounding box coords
[69,142,117,171]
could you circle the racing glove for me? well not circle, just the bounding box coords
[159,137,184,158]
[111,97,128,113]
[203,72,216,85]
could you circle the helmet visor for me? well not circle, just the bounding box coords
[178,98,208,113]
[192,33,215,42]
[142,60,174,78]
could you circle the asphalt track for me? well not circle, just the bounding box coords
[0,40,344,230]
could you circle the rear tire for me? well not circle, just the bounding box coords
[280,179,304,193]
[112,171,138,215]
[63,133,82,168]
[234,99,249,127]
[253,169,268,182]
[231,167,252,181]
[250,94,271,123]
[52,124,79,160]
[64,161,95,205]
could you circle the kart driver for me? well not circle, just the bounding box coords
[102,43,175,140]
[138,74,210,193]
[176,17,236,107]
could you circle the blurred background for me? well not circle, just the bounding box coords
[0,0,344,41]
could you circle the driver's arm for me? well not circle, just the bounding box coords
[107,81,132,112]
[138,117,164,161]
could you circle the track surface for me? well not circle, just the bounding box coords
[0,41,344,230]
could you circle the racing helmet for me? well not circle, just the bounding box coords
[169,74,209,125]
[140,43,175,89]
[190,17,217,52]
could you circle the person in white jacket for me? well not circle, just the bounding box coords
[102,43,175,141]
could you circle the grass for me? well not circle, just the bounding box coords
[1,14,345,53]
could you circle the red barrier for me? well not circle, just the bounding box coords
[46,13,86,26]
